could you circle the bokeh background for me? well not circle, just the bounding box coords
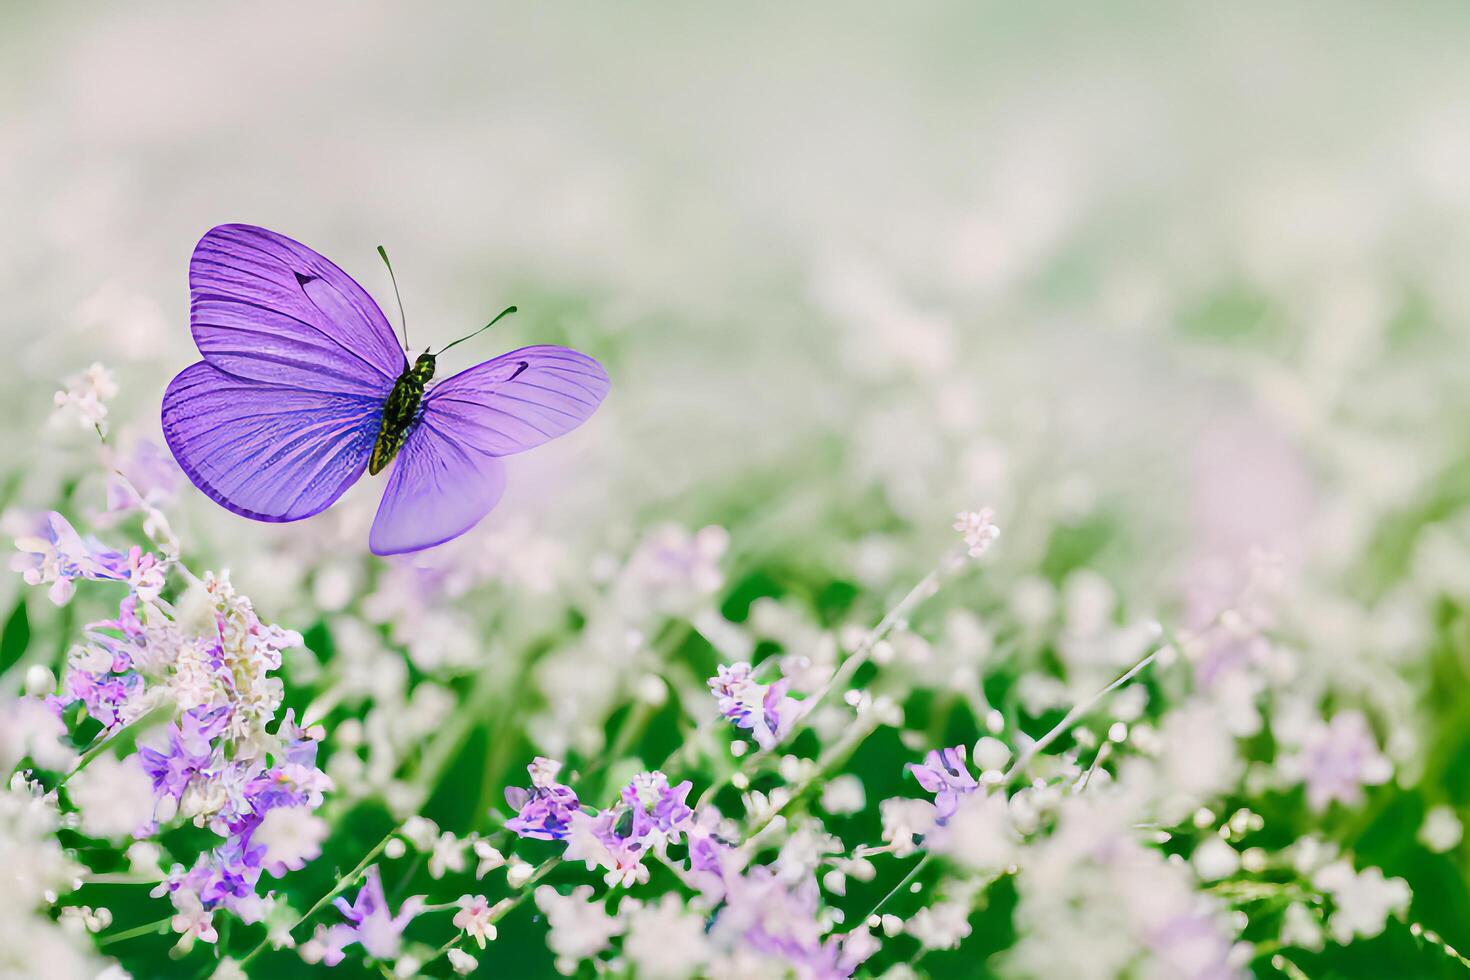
[8,2,1470,976]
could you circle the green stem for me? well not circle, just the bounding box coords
[96,915,172,946]
[1003,640,1163,785]
[862,853,931,922]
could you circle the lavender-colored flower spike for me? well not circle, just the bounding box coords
[160,224,608,555]
[708,662,801,749]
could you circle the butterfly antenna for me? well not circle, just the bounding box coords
[376,245,411,352]
[436,305,518,356]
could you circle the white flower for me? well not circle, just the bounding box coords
[931,792,1016,873]
[622,894,711,979]
[0,696,76,773]
[401,815,439,851]
[973,736,1012,772]
[126,841,163,878]
[528,757,564,788]
[1313,861,1410,943]
[953,508,1000,558]
[880,797,937,857]
[52,363,118,433]
[820,774,866,815]
[1158,700,1241,821]
[1419,805,1463,853]
[68,755,154,839]
[534,884,623,965]
[473,839,506,877]
[1191,838,1240,882]
[506,855,538,888]
[209,959,246,980]
[170,890,218,948]
[447,948,478,975]
[453,894,497,948]
[907,897,974,950]
[1280,903,1324,952]
[59,905,112,934]
[430,831,467,879]
[22,665,55,698]
[253,807,328,875]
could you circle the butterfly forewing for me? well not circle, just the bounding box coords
[422,346,610,456]
[190,224,406,395]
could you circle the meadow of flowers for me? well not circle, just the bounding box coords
[9,4,1470,979]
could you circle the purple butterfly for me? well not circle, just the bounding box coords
[160,224,609,555]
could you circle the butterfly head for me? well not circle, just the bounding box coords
[411,350,437,384]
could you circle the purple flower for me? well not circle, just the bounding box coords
[708,662,801,749]
[713,864,873,978]
[1284,710,1392,811]
[907,745,978,825]
[686,818,743,904]
[138,705,231,805]
[561,771,699,888]
[505,757,582,841]
[565,807,654,888]
[760,679,800,747]
[196,838,262,909]
[622,771,694,843]
[316,866,424,965]
[149,708,332,935]
[12,511,167,608]
[63,668,141,729]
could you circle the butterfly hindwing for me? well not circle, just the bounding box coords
[368,414,508,556]
[190,224,407,396]
[161,361,382,522]
[366,346,608,555]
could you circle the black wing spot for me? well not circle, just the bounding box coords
[508,361,529,381]
[293,270,319,287]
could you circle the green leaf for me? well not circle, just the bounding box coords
[0,598,30,676]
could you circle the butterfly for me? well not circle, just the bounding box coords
[160,224,609,556]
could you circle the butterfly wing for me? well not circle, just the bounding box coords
[190,224,407,395]
[161,361,382,522]
[367,346,609,555]
[367,415,508,556]
[419,345,610,455]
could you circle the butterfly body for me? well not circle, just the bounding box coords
[369,352,435,475]
[161,224,609,555]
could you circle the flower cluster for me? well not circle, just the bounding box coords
[7,501,332,960]
[504,758,878,976]
[148,710,331,934]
